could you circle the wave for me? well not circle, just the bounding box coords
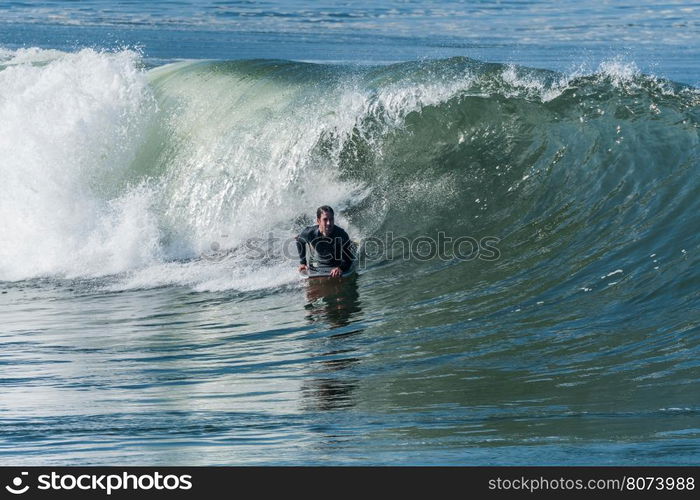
[0,48,698,302]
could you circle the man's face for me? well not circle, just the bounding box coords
[317,211,334,236]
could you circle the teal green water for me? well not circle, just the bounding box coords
[0,1,699,465]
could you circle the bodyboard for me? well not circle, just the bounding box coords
[300,261,357,279]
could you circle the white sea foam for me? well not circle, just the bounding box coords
[0,48,158,280]
[499,65,571,102]
[107,258,299,293]
[597,58,641,85]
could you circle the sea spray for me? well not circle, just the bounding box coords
[0,49,158,280]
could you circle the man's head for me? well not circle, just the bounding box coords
[316,205,335,236]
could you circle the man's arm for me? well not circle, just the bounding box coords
[296,228,309,269]
[338,229,355,272]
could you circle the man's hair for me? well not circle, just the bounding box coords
[316,205,334,219]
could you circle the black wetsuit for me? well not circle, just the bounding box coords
[296,225,354,272]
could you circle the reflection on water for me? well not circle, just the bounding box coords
[304,276,361,328]
[302,276,364,411]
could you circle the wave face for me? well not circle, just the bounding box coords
[0,49,698,302]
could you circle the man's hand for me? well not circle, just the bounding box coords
[329,267,342,278]
[299,264,307,272]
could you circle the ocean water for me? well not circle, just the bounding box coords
[1,1,699,465]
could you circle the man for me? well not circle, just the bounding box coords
[297,206,355,278]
